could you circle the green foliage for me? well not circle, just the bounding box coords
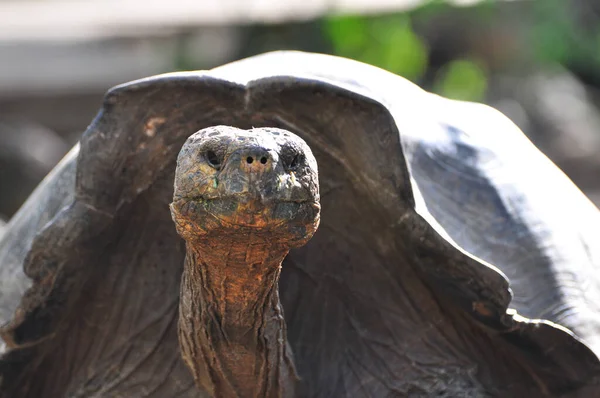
[434,59,488,102]
[323,0,600,101]
[531,0,600,71]
[531,0,573,65]
[324,7,489,101]
[325,15,369,54]
[325,15,428,81]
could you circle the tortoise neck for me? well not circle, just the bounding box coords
[178,237,297,398]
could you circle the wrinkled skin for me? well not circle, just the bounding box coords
[170,126,319,244]
[170,126,320,397]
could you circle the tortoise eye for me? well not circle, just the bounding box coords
[205,150,221,169]
[289,153,304,170]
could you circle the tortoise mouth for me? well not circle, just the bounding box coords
[172,195,320,230]
[187,194,311,204]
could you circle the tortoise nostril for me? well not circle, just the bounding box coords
[242,149,270,167]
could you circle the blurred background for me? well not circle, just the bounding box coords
[1,0,600,223]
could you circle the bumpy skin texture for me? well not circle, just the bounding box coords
[171,126,320,397]
[170,126,319,244]
[0,51,599,398]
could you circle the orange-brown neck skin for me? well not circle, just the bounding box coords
[178,234,297,398]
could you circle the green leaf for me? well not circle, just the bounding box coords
[374,18,428,80]
[324,15,369,55]
[435,59,488,102]
[324,14,428,82]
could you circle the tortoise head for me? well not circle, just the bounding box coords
[170,125,320,247]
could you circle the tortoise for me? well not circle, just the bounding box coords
[0,51,599,397]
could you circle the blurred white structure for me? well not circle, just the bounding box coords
[0,0,519,97]
[1,0,501,41]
